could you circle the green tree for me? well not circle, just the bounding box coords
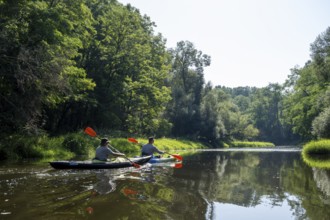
[167,41,211,137]
[199,88,258,145]
[311,86,330,139]
[83,2,171,135]
[249,84,288,144]
[312,107,330,139]
[0,0,95,134]
[283,27,330,140]
[199,89,226,144]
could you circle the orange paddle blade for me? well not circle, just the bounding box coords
[171,154,183,161]
[128,138,138,144]
[123,188,138,195]
[84,127,97,137]
[174,163,183,169]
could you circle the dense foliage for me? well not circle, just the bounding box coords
[0,0,329,152]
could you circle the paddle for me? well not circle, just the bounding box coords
[84,127,140,168]
[127,137,183,161]
[174,163,183,169]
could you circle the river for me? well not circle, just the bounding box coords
[0,148,329,220]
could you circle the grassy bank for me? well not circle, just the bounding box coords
[302,139,330,169]
[0,133,93,160]
[0,132,281,161]
[229,141,275,148]
[128,137,207,151]
[0,133,208,161]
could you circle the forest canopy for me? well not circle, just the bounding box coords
[0,0,329,146]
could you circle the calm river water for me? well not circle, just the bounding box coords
[0,148,329,220]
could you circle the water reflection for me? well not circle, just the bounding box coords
[312,168,330,203]
[93,172,116,195]
[91,164,161,195]
[209,196,302,220]
[0,150,329,219]
[177,151,330,220]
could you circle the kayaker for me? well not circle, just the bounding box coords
[94,138,125,161]
[141,137,164,157]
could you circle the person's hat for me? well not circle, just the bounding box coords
[101,138,109,145]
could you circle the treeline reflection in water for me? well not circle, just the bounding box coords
[0,150,329,219]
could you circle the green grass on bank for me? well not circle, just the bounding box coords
[127,137,207,151]
[229,141,275,148]
[0,133,88,160]
[0,133,208,161]
[302,139,330,169]
[302,139,330,154]
[1,132,282,161]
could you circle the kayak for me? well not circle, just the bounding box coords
[148,155,177,164]
[49,156,152,169]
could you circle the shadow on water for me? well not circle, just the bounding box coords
[0,149,329,220]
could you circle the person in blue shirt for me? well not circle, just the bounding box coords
[141,137,164,157]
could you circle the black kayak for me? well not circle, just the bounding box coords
[49,156,152,169]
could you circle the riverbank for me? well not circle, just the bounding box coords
[0,132,276,161]
[0,133,209,161]
[302,139,330,169]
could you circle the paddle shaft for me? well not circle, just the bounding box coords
[108,144,138,166]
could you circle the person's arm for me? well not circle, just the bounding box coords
[154,146,164,154]
[108,145,125,157]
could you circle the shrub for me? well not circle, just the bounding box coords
[62,133,95,156]
[312,108,330,139]
[111,138,141,154]
[230,141,275,148]
[302,139,330,154]
[302,139,330,169]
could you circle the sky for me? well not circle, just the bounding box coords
[118,0,330,88]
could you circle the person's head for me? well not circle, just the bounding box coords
[148,137,154,144]
[100,138,109,146]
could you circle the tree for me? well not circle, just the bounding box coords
[249,84,288,144]
[311,86,330,139]
[199,87,259,145]
[0,0,95,134]
[199,89,226,144]
[167,41,211,137]
[310,27,330,83]
[82,2,171,135]
[282,27,330,140]
[312,107,330,139]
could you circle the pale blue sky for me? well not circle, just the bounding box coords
[118,0,330,88]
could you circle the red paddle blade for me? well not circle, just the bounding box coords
[84,127,97,137]
[174,163,183,169]
[128,138,138,143]
[123,188,138,195]
[171,154,183,161]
